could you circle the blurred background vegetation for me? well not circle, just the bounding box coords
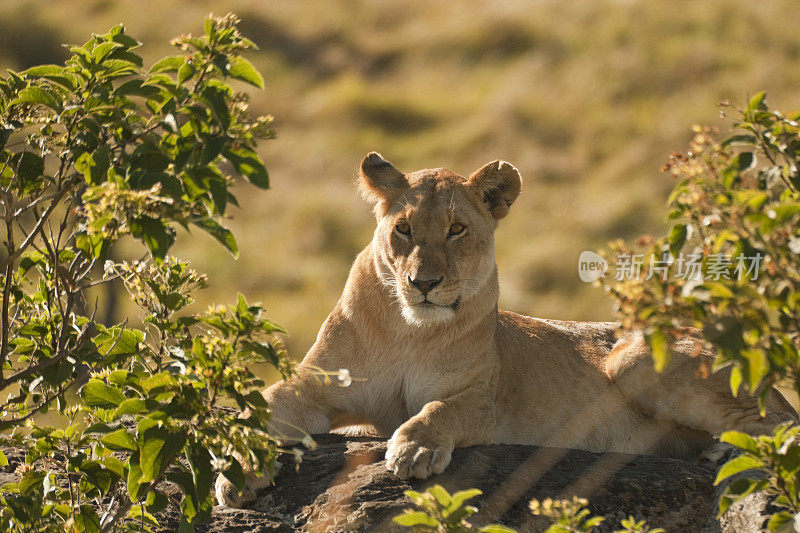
[2,0,799,378]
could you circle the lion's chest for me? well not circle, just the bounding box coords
[354,339,457,429]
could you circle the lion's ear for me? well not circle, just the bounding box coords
[358,152,408,207]
[467,160,522,219]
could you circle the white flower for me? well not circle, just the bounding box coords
[301,434,317,450]
[337,368,352,387]
[211,457,228,470]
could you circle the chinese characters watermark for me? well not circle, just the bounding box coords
[578,251,763,282]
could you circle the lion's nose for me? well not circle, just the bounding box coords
[409,276,442,295]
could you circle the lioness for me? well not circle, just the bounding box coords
[216,153,796,508]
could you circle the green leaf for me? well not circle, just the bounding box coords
[720,431,759,454]
[19,470,45,494]
[722,152,755,187]
[714,455,764,485]
[193,218,238,258]
[128,453,146,502]
[11,86,61,111]
[236,293,248,316]
[733,152,755,172]
[743,349,768,392]
[393,511,438,527]
[199,85,231,129]
[128,504,160,527]
[0,450,7,467]
[449,488,482,511]
[729,366,743,397]
[212,54,231,75]
[93,41,121,62]
[428,484,451,506]
[224,146,269,189]
[766,510,794,531]
[75,505,101,533]
[239,391,268,411]
[478,526,518,533]
[776,445,800,478]
[115,79,161,98]
[445,505,476,525]
[702,282,734,299]
[221,458,246,491]
[102,428,137,451]
[108,369,141,387]
[130,216,175,261]
[149,56,186,73]
[95,328,143,358]
[75,233,110,260]
[240,340,280,367]
[748,92,767,112]
[15,151,44,185]
[141,373,176,393]
[114,398,148,417]
[139,426,186,483]
[75,147,110,185]
[584,516,605,527]
[0,127,12,150]
[146,489,169,513]
[667,223,687,255]
[647,329,671,372]
[722,134,757,148]
[187,445,213,503]
[229,56,264,89]
[177,62,196,85]
[717,477,769,517]
[81,379,126,408]
[84,422,114,435]
[178,516,195,533]
[22,65,75,90]
[103,456,126,478]
[22,65,64,77]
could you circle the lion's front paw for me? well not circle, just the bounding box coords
[214,459,280,508]
[698,442,738,469]
[385,431,453,479]
[215,473,257,508]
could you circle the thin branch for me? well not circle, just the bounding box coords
[99,471,166,532]
[0,383,67,431]
[82,274,121,289]
[11,190,61,217]
[0,319,94,390]
[0,184,73,271]
[0,212,15,369]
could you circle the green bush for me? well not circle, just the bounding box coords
[393,488,662,533]
[0,13,291,532]
[602,94,800,529]
[393,485,514,533]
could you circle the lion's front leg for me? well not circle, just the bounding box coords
[216,375,332,508]
[385,388,495,479]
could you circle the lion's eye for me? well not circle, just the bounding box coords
[448,223,465,236]
[395,221,411,236]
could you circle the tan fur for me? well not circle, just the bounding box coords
[216,154,797,508]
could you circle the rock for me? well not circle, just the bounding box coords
[171,435,726,532]
[1,435,771,531]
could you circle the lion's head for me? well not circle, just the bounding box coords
[358,152,521,326]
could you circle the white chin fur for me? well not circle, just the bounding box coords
[401,304,455,327]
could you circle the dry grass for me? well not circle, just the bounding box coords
[2,0,800,372]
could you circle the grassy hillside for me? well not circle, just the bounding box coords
[2,0,799,370]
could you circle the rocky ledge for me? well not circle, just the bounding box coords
[152,434,768,532]
[1,434,769,532]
